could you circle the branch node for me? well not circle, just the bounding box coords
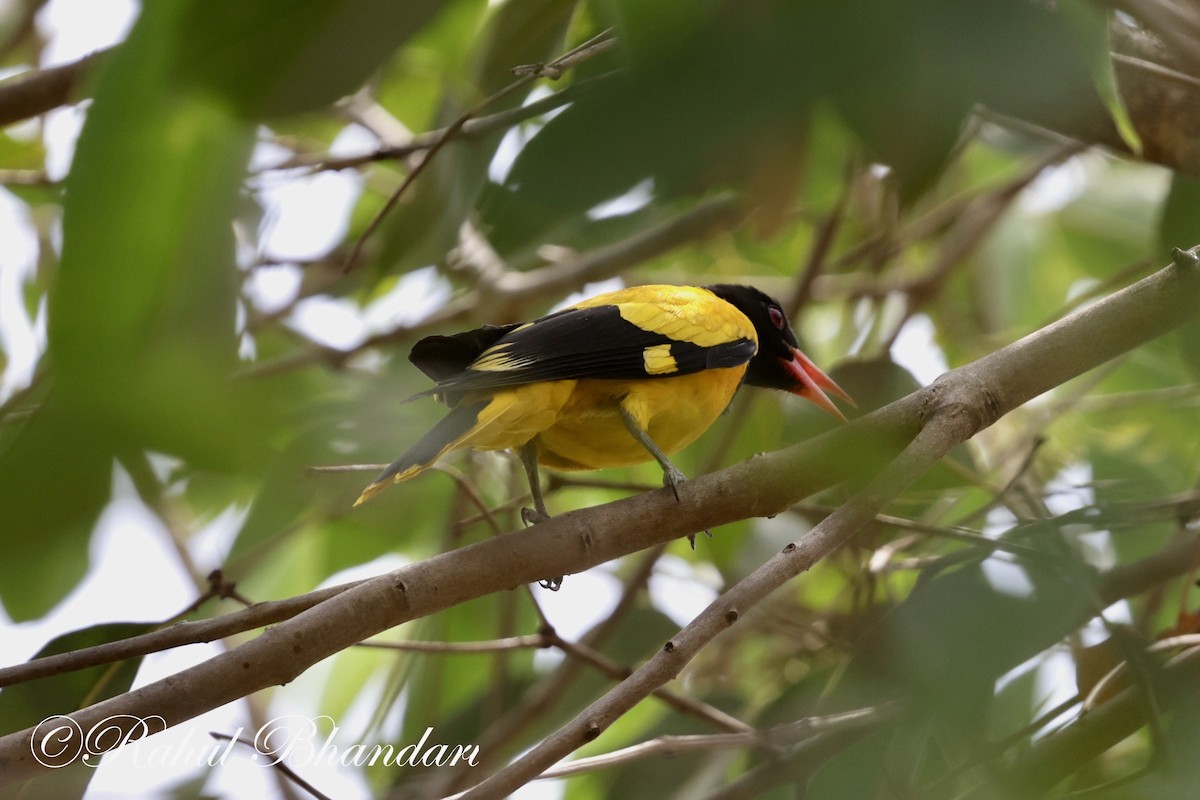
[724,608,740,624]
[578,523,597,558]
[1172,246,1200,270]
[512,62,563,80]
[782,542,797,553]
[663,640,676,653]
[923,376,1000,434]
[584,722,602,742]
[391,577,410,608]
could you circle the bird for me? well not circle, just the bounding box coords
[355,283,853,585]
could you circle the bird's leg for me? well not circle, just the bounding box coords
[619,408,686,500]
[518,439,551,525]
[619,408,710,548]
[518,439,562,591]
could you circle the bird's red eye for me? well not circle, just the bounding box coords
[769,307,786,329]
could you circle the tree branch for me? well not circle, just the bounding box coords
[0,253,1197,784]
[265,75,613,174]
[0,48,111,127]
[534,704,892,781]
[0,581,362,688]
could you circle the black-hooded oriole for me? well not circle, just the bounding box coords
[355,284,853,522]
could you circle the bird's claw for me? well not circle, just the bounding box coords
[521,506,550,526]
[662,466,687,503]
[686,529,713,549]
[539,576,564,591]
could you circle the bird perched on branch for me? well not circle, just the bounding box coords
[355,284,852,583]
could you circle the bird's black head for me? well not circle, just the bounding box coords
[706,284,854,421]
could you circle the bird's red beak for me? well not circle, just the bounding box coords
[783,347,855,422]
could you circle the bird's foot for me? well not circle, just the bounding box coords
[521,506,550,526]
[662,465,688,503]
[538,576,563,591]
[659,466,709,547]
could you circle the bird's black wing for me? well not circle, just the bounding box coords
[409,323,520,382]
[412,304,756,398]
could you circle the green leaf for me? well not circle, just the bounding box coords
[1158,174,1200,257]
[484,0,817,249]
[0,621,155,800]
[173,0,445,118]
[806,728,891,800]
[1058,0,1142,154]
[0,399,107,620]
[1158,175,1200,380]
[49,0,272,474]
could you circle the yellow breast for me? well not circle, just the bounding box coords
[535,367,748,470]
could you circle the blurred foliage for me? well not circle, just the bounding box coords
[1,0,1199,798]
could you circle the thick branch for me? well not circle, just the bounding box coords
[0,255,1197,783]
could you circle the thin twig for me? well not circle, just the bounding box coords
[209,733,332,800]
[1109,0,1200,76]
[308,463,388,472]
[1111,51,1200,91]
[268,75,613,174]
[789,503,1055,560]
[0,169,52,186]
[0,580,362,688]
[785,177,849,318]
[546,630,754,735]
[535,704,894,781]
[881,143,1084,350]
[914,693,1082,797]
[355,634,549,654]
[430,464,506,538]
[356,626,752,734]
[340,30,616,274]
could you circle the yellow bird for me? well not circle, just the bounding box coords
[356,285,852,545]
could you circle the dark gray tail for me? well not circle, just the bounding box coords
[354,400,487,505]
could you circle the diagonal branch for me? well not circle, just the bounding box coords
[0,48,112,127]
[265,74,613,174]
[0,581,362,688]
[0,252,1197,784]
